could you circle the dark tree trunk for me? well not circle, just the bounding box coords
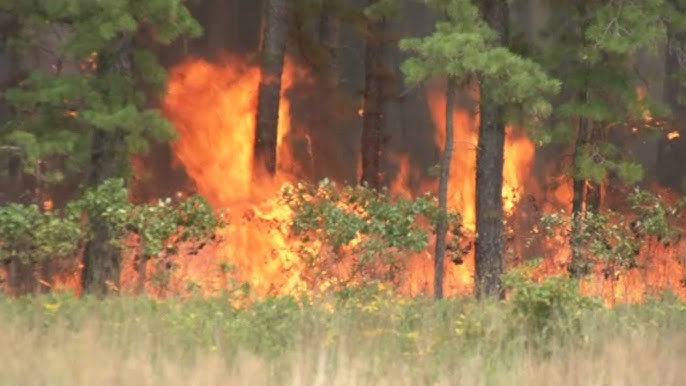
[6,257,36,295]
[254,0,289,176]
[81,127,127,296]
[318,0,341,91]
[568,2,596,278]
[434,77,456,300]
[134,253,149,295]
[658,6,686,192]
[1,12,28,203]
[81,46,130,296]
[474,0,507,299]
[570,114,593,277]
[360,1,385,190]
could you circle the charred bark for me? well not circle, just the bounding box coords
[474,0,507,299]
[434,77,457,300]
[254,0,289,176]
[360,1,385,190]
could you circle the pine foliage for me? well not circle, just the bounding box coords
[0,0,201,182]
[399,0,560,131]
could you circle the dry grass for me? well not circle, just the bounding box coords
[0,294,684,386]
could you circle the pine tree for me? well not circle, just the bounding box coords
[538,0,673,276]
[658,0,686,192]
[474,0,508,299]
[2,0,201,295]
[401,0,559,298]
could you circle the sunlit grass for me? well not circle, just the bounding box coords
[0,290,685,385]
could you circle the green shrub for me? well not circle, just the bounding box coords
[281,179,465,290]
[534,188,686,276]
[502,261,603,346]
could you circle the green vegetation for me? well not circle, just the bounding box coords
[399,0,559,128]
[2,0,201,184]
[283,179,465,289]
[0,178,220,293]
[0,0,685,382]
[1,285,685,385]
[533,188,686,276]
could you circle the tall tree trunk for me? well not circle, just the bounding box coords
[318,0,341,91]
[569,108,593,277]
[434,77,456,300]
[81,128,127,296]
[474,0,507,299]
[360,1,385,190]
[1,12,26,202]
[568,2,597,278]
[254,0,288,176]
[81,49,130,296]
[658,5,686,192]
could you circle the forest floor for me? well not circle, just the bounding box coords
[1,291,685,386]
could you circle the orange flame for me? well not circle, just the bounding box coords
[158,55,314,296]
[381,83,537,296]
[125,60,685,303]
[667,130,680,140]
[425,86,535,229]
[164,57,259,204]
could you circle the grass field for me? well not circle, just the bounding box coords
[0,287,685,386]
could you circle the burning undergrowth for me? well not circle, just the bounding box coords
[151,54,686,303]
[4,54,686,304]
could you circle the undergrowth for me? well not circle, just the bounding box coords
[1,279,685,385]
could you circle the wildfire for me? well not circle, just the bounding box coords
[158,55,313,296]
[425,86,535,229]
[164,57,260,204]
[125,57,686,303]
[667,130,680,140]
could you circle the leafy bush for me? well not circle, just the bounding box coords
[0,179,221,286]
[281,179,465,290]
[128,194,220,258]
[0,202,83,264]
[534,188,686,276]
[502,260,603,346]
